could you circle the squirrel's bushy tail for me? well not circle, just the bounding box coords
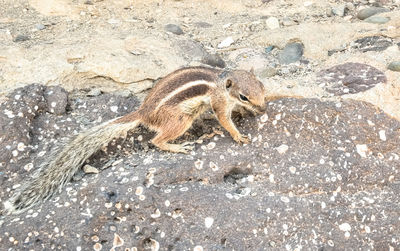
[4,117,140,215]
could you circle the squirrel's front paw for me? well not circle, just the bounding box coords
[233,134,250,145]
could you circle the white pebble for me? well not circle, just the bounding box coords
[209,161,219,171]
[304,1,313,6]
[266,17,280,30]
[379,130,386,141]
[218,37,234,48]
[110,106,118,112]
[339,222,351,231]
[194,160,203,170]
[24,163,33,171]
[135,186,143,196]
[207,142,216,150]
[260,114,268,123]
[276,144,289,154]
[151,209,161,218]
[356,144,368,158]
[280,196,290,203]
[193,246,203,251]
[204,217,214,228]
[4,109,15,118]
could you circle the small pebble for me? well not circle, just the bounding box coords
[164,24,184,35]
[356,144,368,158]
[204,217,214,228]
[209,161,219,171]
[201,53,226,68]
[218,37,234,48]
[259,67,277,78]
[357,7,388,20]
[265,17,279,30]
[13,34,30,42]
[35,24,46,30]
[151,209,161,218]
[195,160,204,170]
[260,114,268,123]
[339,222,351,231]
[83,165,99,174]
[87,89,102,97]
[113,89,131,98]
[276,144,289,154]
[91,235,99,242]
[278,42,303,64]
[194,22,212,28]
[113,233,124,247]
[110,106,118,113]
[193,246,204,251]
[282,18,297,26]
[379,130,386,141]
[93,243,102,251]
[364,16,390,24]
[280,196,290,203]
[387,61,400,72]
[265,45,274,53]
[331,5,346,17]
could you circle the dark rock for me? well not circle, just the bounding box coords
[278,42,304,64]
[164,24,184,35]
[328,48,345,56]
[316,62,387,95]
[387,61,400,72]
[364,16,390,24]
[357,7,389,20]
[352,36,392,52]
[201,53,226,68]
[0,85,47,167]
[44,86,68,115]
[265,45,274,53]
[1,92,400,250]
[175,40,208,61]
[13,35,30,42]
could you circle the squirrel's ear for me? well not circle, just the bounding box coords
[225,79,233,90]
[250,67,255,75]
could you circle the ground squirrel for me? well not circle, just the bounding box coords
[3,66,266,215]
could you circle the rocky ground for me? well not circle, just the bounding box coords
[1,0,400,250]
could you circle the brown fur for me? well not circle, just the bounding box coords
[165,84,210,106]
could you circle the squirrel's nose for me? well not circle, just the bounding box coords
[260,103,267,112]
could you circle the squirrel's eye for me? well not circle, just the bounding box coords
[239,94,249,102]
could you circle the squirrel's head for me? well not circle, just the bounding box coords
[220,68,267,114]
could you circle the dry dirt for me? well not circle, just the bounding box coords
[1,0,400,250]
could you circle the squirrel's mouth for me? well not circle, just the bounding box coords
[254,104,267,114]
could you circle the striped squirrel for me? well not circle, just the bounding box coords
[3,66,266,215]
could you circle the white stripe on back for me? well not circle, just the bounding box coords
[154,80,216,111]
